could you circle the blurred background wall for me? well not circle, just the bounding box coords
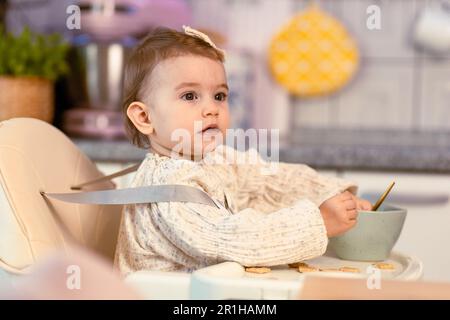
[191,0,450,136]
[2,0,450,283]
[4,0,450,139]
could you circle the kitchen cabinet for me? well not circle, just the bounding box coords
[420,59,450,131]
[341,170,450,282]
[335,61,415,130]
[332,0,418,59]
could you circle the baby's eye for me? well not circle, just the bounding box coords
[181,92,198,101]
[215,92,227,101]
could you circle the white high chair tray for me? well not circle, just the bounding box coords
[125,251,423,300]
[253,250,424,282]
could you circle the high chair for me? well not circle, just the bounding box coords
[0,117,220,276]
[0,117,219,299]
[0,117,123,275]
[0,118,426,299]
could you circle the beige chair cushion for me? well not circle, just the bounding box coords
[0,118,123,274]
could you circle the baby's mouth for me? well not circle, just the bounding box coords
[200,124,220,135]
[202,128,221,140]
[199,125,222,142]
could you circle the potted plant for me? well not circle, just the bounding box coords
[0,27,69,123]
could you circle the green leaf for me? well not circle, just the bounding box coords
[0,27,69,80]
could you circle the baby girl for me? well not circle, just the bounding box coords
[114,26,372,275]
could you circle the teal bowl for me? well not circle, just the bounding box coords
[328,204,407,261]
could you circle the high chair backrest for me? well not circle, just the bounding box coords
[0,118,123,274]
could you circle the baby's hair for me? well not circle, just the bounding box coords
[122,27,226,148]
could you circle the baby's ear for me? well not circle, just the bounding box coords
[126,101,154,135]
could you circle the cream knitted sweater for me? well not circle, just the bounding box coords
[114,145,357,275]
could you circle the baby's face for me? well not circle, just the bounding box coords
[145,55,230,159]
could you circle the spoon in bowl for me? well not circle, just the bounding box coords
[372,181,396,211]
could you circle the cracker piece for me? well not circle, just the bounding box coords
[373,262,395,270]
[298,265,319,273]
[288,262,309,269]
[339,266,360,273]
[245,267,271,274]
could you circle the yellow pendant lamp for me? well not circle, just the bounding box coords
[268,3,359,97]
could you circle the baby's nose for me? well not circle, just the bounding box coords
[202,103,220,117]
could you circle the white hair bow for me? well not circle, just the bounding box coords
[182,25,226,56]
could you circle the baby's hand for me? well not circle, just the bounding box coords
[319,191,358,237]
[354,196,372,211]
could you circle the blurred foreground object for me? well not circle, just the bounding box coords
[0,244,141,300]
[299,276,450,299]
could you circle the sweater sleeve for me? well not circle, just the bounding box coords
[233,148,358,212]
[150,166,329,267]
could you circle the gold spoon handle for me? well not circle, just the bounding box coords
[372,181,396,211]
